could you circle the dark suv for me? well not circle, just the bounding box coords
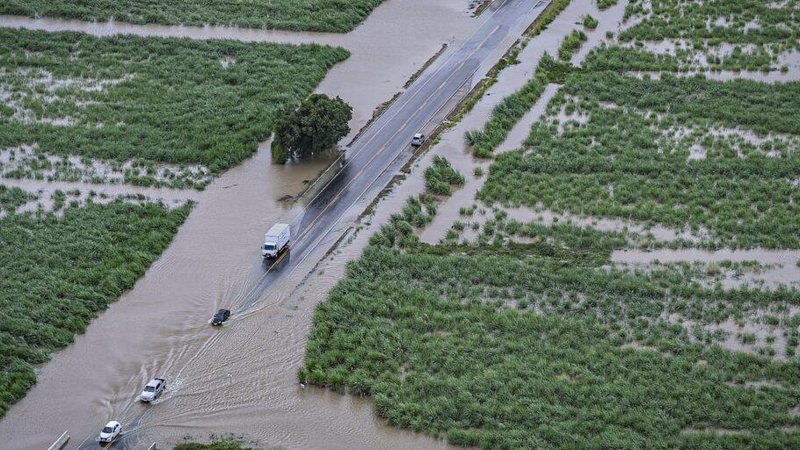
[211,309,230,326]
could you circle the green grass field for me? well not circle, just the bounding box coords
[0,29,348,175]
[0,185,35,214]
[622,0,800,46]
[303,242,800,449]
[0,0,386,33]
[302,1,800,448]
[479,73,800,249]
[0,200,191,417]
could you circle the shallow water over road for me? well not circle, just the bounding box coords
[0,141,455,450]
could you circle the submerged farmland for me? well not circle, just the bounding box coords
[304,0,800,448]
[0,0,387,33]
[0,200,191,417]
[0,29,348,188]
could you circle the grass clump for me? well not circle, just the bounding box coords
[0,185,35,214]
[597,0,618,10]
[0,0,385,33]
[466,77,546,158]
[424,156,465,196]
[370,157,463,250]
[558,30,587,61]
[583,15,599,30]
[369,195,438,249]
[0,200,191,417]
[0,29,348,175]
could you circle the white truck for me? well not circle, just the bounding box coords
[139,377,166,402]
[262,223,291,259]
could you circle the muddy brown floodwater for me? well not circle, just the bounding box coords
[0,0,477,448]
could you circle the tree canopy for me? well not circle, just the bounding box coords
[271,94,352,164]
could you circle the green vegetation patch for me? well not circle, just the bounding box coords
[465,76,547,158]
[0,185,35,214]
[0,29,349,174]
[558,30,587,61]
[597,0,618,11]
[622,0,800,46]
[303,244,800,449]
[0,0,386,33]
[424,156,465,196]
[480,73,800,249]
[617,0,800,72]
[174,442,250,450]
[0,200,191,416]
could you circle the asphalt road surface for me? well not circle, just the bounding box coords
[75,0,550,447]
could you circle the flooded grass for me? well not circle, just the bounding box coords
[480,72,800,249]
[0,184,35,215]
[0,28,348,177]
[303,1,800,447]
[613,0,800,74]
[0,200,191,417]
[174,441,251,450]
[621,0,800,47]
[302,243,800,449]
[0,0,386,33]
[0,144,213,189]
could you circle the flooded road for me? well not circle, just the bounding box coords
[2,139,453,450]
[0,0,547,449]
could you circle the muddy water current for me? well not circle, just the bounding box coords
[1,140,455,450]
[0,0,477,448]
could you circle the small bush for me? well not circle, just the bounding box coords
[583,15,599,30]
[424,156,465,196]
[559,29,587,61]
[597,0,618,10]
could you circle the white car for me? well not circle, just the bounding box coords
[411,133,425,147]
[139,377,166,402]
[98,420,122,443]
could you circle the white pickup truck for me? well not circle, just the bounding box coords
[139,377,166,402]
[262,223,291,259]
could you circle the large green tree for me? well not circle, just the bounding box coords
[271,94,352,164]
